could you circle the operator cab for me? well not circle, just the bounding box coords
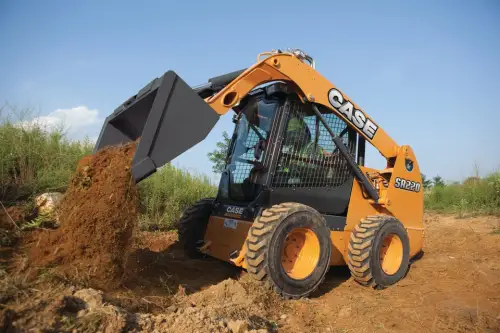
[217,82,290,203]
[216,81,361,219]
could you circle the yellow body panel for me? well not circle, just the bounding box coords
[329,231,348,265]
[343,146,424,260]
[203,216,252,269]
[384,146,425,257]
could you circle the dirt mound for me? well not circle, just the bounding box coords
[171,275,286,331]
[0,285,128,332]
[0,284,274,333]
[109,231,242,313]
[24,142,140,291]
[1,206,23,252]
[0,206,24,230]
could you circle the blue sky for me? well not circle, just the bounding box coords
[1,0,499,184]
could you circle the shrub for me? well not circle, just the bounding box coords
[0,106,93,204]
[424,171,500,216]
[138,164,217,230]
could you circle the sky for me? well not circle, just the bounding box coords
[1,0,499,184]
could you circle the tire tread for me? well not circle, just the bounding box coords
[347,215,393,288]
[245,202,328,299]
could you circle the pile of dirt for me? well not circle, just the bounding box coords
[0,285,127,332]
[0,206,23,252]
[0,206,24,230]
[0,284,273,333]
[23,142,140,291]
[171,275,285,330]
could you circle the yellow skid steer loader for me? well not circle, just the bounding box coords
[94,49,424,299]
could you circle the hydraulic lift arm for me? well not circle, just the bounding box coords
[204,51,400,160]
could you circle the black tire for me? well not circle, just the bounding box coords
[176,197,214,258]
[347,215,410,289]
[245,202,331,299]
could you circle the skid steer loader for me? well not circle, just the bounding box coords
[94,49,424,299]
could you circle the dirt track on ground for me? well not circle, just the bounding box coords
[1,212,499,332]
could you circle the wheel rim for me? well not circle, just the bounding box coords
[379,234,403,275]
[281,228,320,280]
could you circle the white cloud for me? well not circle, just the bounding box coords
[17,106,103,138]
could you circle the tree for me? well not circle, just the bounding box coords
[432,175,445,187]
[421,173,432,189]
[207,131,231,173]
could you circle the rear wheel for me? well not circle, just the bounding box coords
[177,197,214,258]
[347,215,410,288]
[245,203,331,299]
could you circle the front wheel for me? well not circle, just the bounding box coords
[245,203,332,299]
[347,215,410,289]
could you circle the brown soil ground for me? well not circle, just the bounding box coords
[0,212,499,332]
[16,142,140,291]
[0,206,24,230]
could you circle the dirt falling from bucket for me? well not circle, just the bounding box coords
[26,142,140,291]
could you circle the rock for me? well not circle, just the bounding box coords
[49,295,84,315]
[184,307,197,315]
[227,320,248,333]
[166,305,178,313]
[35,192,63,215]
[280,314,287,320]
[74,288,104,310]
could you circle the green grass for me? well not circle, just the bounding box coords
[424,171,500,216]
[0,104,216,230]
[138,164,217,230]
[0,105,93,204]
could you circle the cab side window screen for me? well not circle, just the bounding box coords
[272,102,354,188]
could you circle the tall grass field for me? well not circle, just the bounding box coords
[138,165,216,230]
[0,106,216,230]
[424,172,500,216]
[0,107,94,203]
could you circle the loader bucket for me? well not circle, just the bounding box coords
[94,71,220,183]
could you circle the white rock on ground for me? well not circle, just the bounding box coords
[74,288,104,310]
[35,192,64,221]
[227,320,248,333]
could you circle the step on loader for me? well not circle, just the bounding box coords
[94,49,425,299]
